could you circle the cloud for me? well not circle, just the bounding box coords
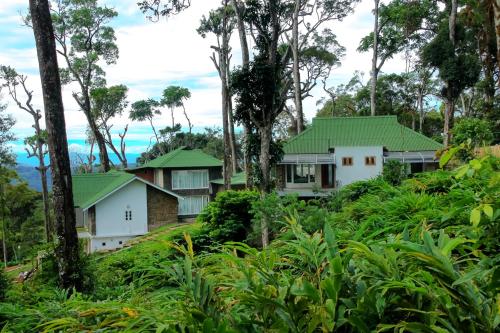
[0,0,409,159]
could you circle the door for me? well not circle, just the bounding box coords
[321,164,335,188]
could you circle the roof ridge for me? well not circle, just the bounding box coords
[145,146,185,166]
[313,115,397,120]
[72,172,129,178]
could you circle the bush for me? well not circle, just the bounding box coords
[196,190,260,245]
[32,241,96,295]
[383,160,408,185]
[452,118,493,147]
[0,268,8,301]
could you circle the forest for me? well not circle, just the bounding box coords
[0,0,498,332]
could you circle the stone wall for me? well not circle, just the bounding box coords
[147,186,178,231]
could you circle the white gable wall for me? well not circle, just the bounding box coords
[335,146,383,187]
[95,180,148,238]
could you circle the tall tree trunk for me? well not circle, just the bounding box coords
[83,109,110,172]
[181,105,193,136]
[232,0,253,188]
[370,0,380,116]
[258,123,272,247]
[443,94,454,146]
[227,97,238,173]
[221,9,232,190]
[292,0,304,132]
[444,0,458,146]
[39,164,52,239]
[418,89,424,133]
[32,118,52,242]
[29,0,83,291]
[493,0,500,76]
[1,186,6,268]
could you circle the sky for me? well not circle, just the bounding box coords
[0,0,407,166]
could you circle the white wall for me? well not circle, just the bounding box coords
[95,180,148,238]
[335,146,383,187]
[90,236,134,252]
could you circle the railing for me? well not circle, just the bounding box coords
[383,151,438,163]
[280,154,336,164]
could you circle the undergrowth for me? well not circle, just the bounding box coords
[0,155,498,332]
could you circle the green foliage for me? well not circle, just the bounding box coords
[383,159,408,185]
[2,155,498,332]
[196,190,260,246]
[91,85,128,121]
[0,268,8,302]
[129,99,161,123]
[452,117,494,147]
[161,86,191,110]
[422,19,481,100]
[0,100,15,167]
[2,181,45,263]
[137,127,227,164]
[53,0,119,87]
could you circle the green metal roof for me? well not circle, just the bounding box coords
[140,147,223,169]
[72,171,135,209]
[211,172,246,185]
[284,116,443,154]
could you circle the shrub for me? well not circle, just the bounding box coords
[452,118,493,147]
[32,241,96,295]
[383,160,408,185]
[196,190,260,245]
[0,267,8,301]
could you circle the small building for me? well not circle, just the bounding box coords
[277,116,443,196]
[73,171,182,253]
[210,172,247,194]
[128,147,223,219]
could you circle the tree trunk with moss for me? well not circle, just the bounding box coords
[29,0,83,291]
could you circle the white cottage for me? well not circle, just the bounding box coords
[73,171,182,252]
[277,116,443,196]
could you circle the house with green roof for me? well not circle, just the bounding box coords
[210,172,247,193]
[73,171,182,252]
[278,116,443,196]
[127,147,223,218]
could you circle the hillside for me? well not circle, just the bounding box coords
[15,165,51,192]
[0,155,498,332]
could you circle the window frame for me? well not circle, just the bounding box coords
[365,156,376,166]
[171,169,209,190]
[342,157,353,166]
[178,195,210,216]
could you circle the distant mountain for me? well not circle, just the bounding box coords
[15,165,51,192]
[15,161,139,192]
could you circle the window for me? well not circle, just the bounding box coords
[286,164,316,184]
[365,156,376,166]
[172,170,209,189]
[178,196,209,215]
[342,157,353,166]
[125,210,132,221]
